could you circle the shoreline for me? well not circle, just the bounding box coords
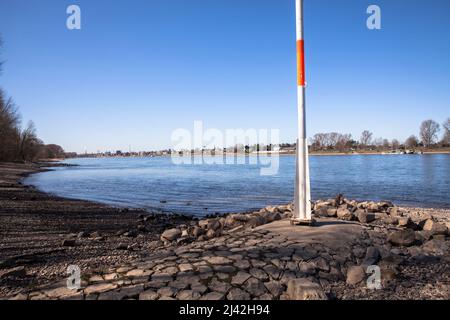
[0,162,449,300]
[67,150,450,160]
[0,162,193,297]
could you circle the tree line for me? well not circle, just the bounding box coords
[0,40,65,162]
[310,118,450,152]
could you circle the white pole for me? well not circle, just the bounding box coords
[293,0,312,224]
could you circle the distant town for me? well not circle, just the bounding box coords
[69,119,450,159]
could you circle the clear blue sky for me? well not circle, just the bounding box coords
[0,0,449,153]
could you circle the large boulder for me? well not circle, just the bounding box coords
[246,216,266,228]
[397,217,417,230]
[387,229,416,247]
[286,279,327,300]
[337,208,354,221]
[356,210,375,224]
[161,228,182,242]
[422,219,448,235]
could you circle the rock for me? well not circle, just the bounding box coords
[249,268,269,281]
[357,211,375,224]
[200,292,225,300]
[192,227,205,238]
[139,290,159,300]
[397,217,417,229]
[264,281,284,297]
[207,219,222,231]
[205,229,218,239]
[231,271,251,285]
[84,283,118,295]
[208,278,231,293]
[246,216,266,228]
[326,208,337,217]
[422,219,448,235]
[161,228,182,242]
[311,257,329,272]
[361,247,380,266]
[315,201,332,210]
[387,206,401,216]
[346,266,366,285]
[286,278,327,300]
[422,239,449,256]
[208,256,232,265]
[62,239,77,247]
[337,208,353,221]
[177,290,201,300]
[298,261,316,275]
[367,203,379,213]
[227,288,250,300]
[387,229,416,247]
[244,277,267,297]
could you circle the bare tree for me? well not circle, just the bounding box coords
[420,119,440,147]
[442,118,450,144]
[405,135,419,149]
[360,130,373,147]
[19,121,43,161]
[0,90,21,161]
[391,139,400,150]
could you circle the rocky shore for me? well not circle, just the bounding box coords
[0,162,449,300]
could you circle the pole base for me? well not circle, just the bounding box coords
[290,218,316,226]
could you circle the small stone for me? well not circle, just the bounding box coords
[208,278,231,293]
[179,264,194,272]
[286,278,327,300]
[387,229,416,247]
[361,247,381,266]
[244,277,267,297]
[208,256,232,265]
[200,292,225,300]
[84,283,118,295]
[231,271,251,285]
[139,290,159,300]
[346,266,366,285]
[227,288,250,300]
[298,261,316,275]
[264,281,284,297]
[177,290,201,300]
[249,268,269,281]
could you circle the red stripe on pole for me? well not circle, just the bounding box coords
[297,40,305,86]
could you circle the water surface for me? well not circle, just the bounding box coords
[25,154,450,217]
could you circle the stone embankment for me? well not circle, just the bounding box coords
[7,195,448,300]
